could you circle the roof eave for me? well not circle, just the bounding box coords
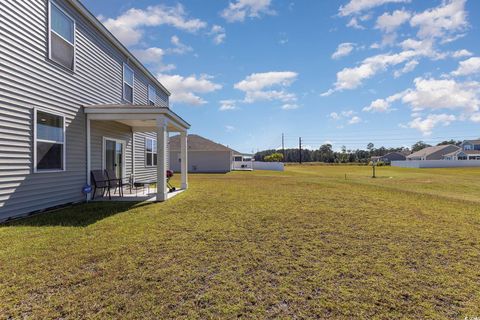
[66,0,171,97]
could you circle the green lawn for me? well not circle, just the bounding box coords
[1,165,480,319]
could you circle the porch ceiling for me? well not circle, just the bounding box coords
[83,104,190,132]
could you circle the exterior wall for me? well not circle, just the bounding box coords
[169,151,231,173]
[392,160,480,168]
[0,0,169,220]
[252,162,285,171]
[90,120,132,175]
[232,161,253,170]
[133,132,169,182]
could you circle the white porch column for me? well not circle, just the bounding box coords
[86,115,92,201]
[156,117,168,201]
[180,131,188,189]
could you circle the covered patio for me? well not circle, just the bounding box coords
[84,104,190,202]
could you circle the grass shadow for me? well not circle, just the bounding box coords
[1,201,152,227]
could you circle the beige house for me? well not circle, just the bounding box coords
[169,135,235,173]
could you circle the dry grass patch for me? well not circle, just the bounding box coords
[1,165,480,319]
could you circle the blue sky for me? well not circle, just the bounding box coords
[82,0,480,152]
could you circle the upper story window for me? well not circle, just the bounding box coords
[464,144,472,150]
[148,85,156,106]
[145,138,157,166]
[49,1,75,71]
[123,64,134,103]
[34,109,66,172]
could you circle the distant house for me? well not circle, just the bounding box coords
[371,152,407,163]
[232,152,254,170]
[169,134,237,173]
[407,145,460,161]
[443,140,480,160]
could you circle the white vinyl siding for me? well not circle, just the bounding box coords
[48,1,75,71]
[123,63,134,103]
[0,0,170,220]
[34,108,66,172]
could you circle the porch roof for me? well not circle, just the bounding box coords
[83,104,190,132]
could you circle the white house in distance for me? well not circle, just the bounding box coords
[169,134,251,173]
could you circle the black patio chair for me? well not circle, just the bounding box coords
[91,170,111,199]
[105,169,124,197]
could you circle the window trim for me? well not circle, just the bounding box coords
[123,63,135,103]
[102,137,127,179]
[48,0,76,72]
[33,107,66,173]
[145,137,157,167]
[148,84,156,106]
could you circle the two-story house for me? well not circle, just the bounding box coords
[443,140,480,160]
[0,0,190,221]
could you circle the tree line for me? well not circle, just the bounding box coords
[254,140,463,163]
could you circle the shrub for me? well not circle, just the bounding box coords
[264,153,284,162]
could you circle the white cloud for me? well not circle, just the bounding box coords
[157,74,222,105]
[363,99,390,113]
[452,49,473,58]
[451,57,480,77]
[169,35,193,54]
[210,25,226,44]
[394,59,418,78]
[132,47,176,72]
[101,4,207,46]
[402,77,480,113]
[331,50,417,91]
[410,0,468,40]
[332,43,356,60]
[366,77,480,119]
[225,125,236,132]
[348,116,362,124]
[219,100,237,111]
[339,0,410,17]
[324,38,443,94]
[329,110,358,123]
[363,91,404,112]
[329,112,340,120]
[470,113,480,122]
[221,0,275,23]
[408,114,456,135]
[281,103,300,110]
[234,71,298,103]
[346,17,365,29]
[376,9,411,33]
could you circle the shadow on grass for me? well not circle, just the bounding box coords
[1,201,153,227]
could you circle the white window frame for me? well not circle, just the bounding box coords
[145,137,157,167]
[33,107,66,173]
[102,137,127,179]
[48,0,76,72]
[148,85,156,106]
[123,63,135,103]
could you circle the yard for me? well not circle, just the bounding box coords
[1,165,480,319]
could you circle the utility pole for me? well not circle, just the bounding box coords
[299,137,302,164]
[282,133,285,160]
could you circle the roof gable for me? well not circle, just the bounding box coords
[169,134,233,152]
[407,145,460,158]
